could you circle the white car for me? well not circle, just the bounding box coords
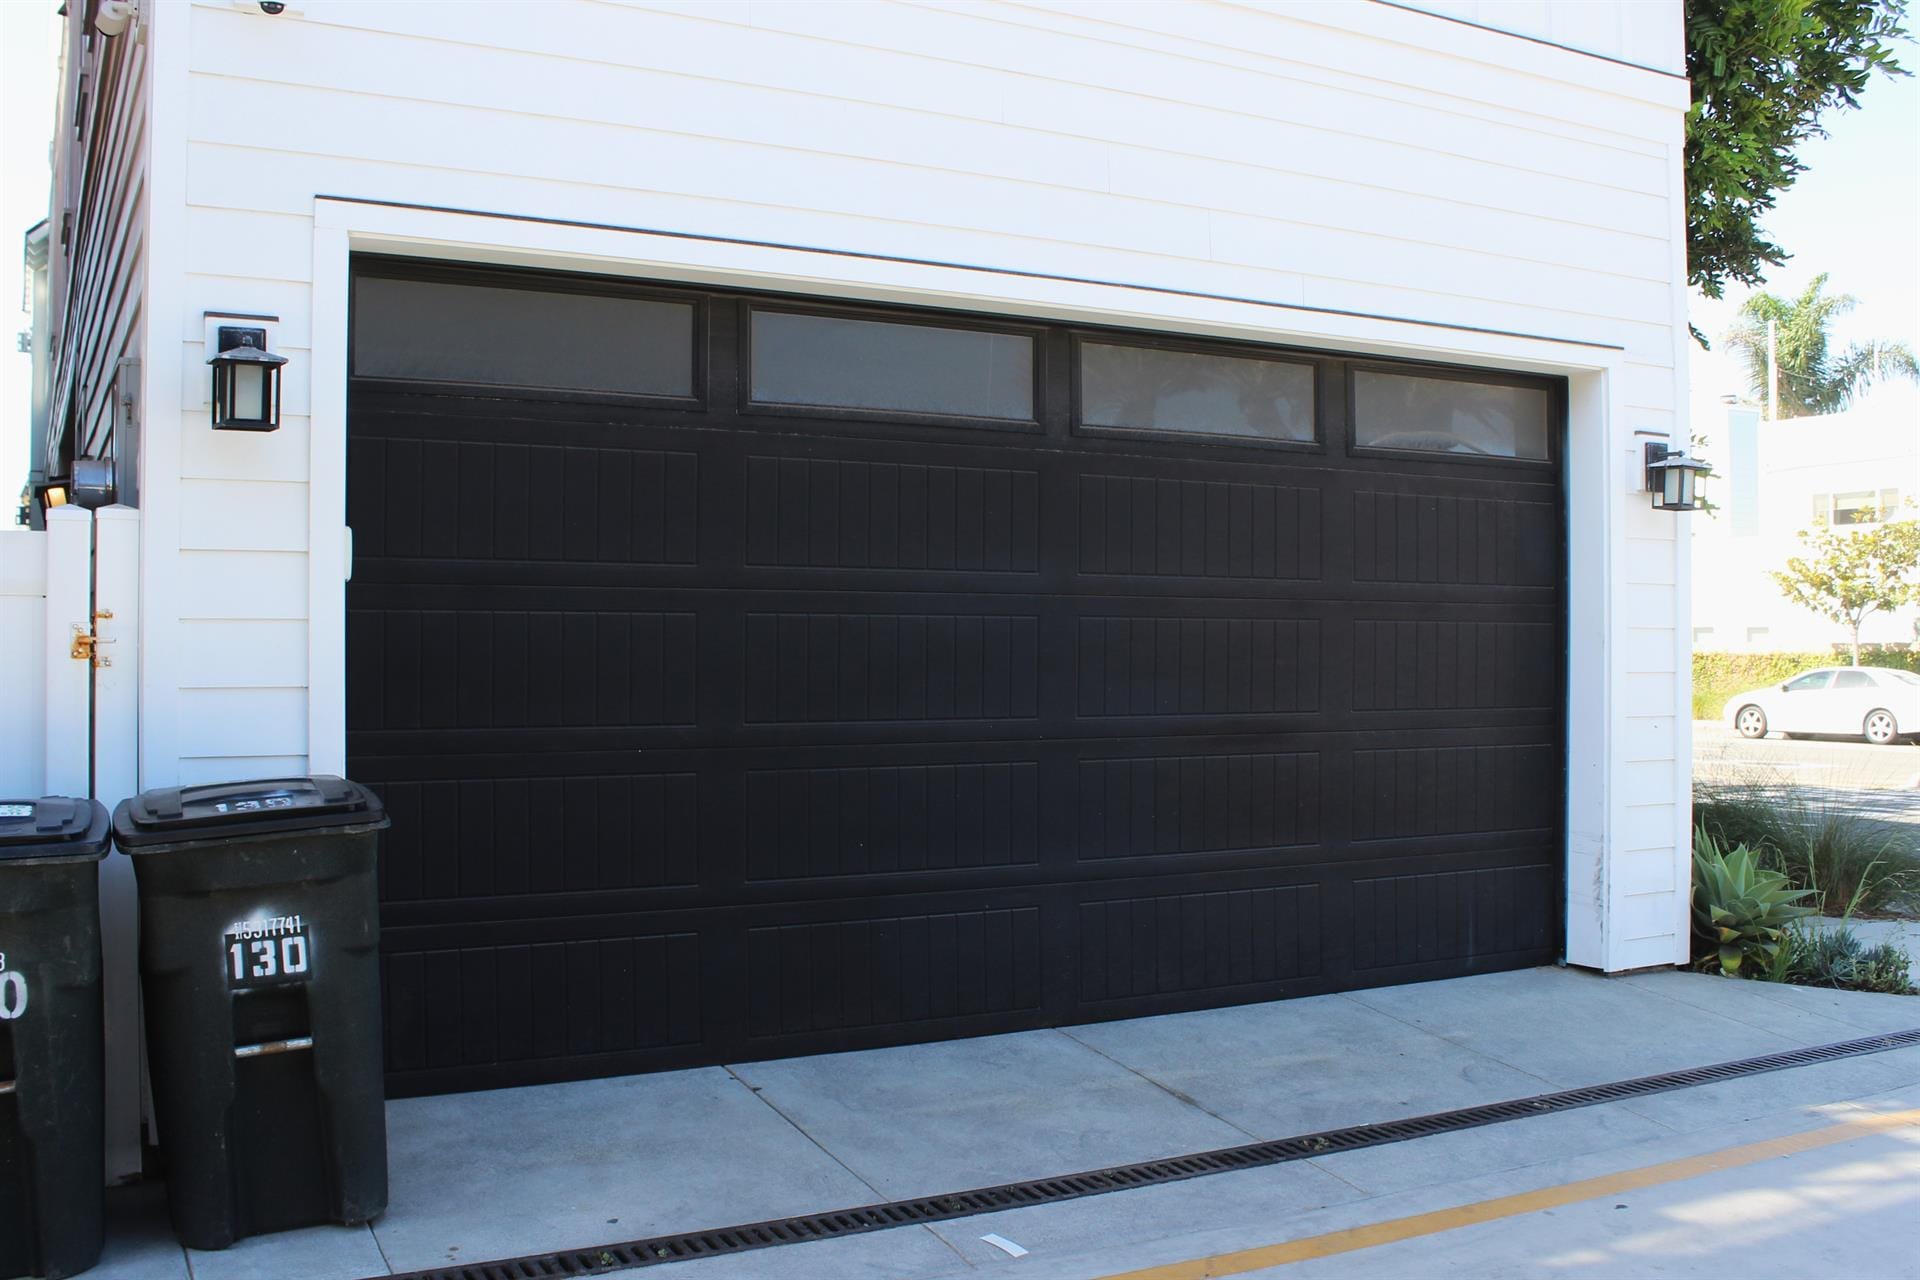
[1723,666,1920,745]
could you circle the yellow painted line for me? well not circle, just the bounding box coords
[1100,1108,1920,1280]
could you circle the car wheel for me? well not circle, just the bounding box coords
[1864,709,1899,746]
[1735,705,1768,739]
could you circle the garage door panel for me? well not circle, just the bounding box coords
[372,772,703,904]
[744,904,1046,1041]
[742,610,1042,724]
[1350,617,1556,712]
[1349,742,1557,843]
[1075,472,1324,581]
[1077,880,1323,1004]
[745,454,1043,574]
[1073,747,1321,863]
[1074,615,1321,718]
[1352,488,1557,588]
[1350,861,1556,974]
[383,930,704,1082]
[744,759,1042,881]
[350,423,702,568]
[346,605,699,731]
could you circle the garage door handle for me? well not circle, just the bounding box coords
[234,1036,314,1060]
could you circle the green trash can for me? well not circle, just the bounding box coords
[0,796,109,1280]
[112,777,390,1251]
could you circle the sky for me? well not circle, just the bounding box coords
[1688,68,1920,404]
[0,10,1915,519]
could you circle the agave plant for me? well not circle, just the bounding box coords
[1692,827,1817,977]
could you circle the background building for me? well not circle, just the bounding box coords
[1692,386,1920,654]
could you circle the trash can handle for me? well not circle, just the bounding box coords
[233,1036,314,1060]
[33,797,79,832]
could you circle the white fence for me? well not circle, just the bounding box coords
[0,507,144,1181]
[0,529,49,796]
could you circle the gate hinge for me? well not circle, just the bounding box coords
[70,609,114,667]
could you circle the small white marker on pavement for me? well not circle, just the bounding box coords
[981,1233,1029,1258]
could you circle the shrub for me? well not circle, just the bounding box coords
[1695,778,1920,916]
[1693,649,1920,720]
[1773,925,1916,995]
[1692,827,1818,975]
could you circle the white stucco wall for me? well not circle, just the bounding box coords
[131,0,1694,970]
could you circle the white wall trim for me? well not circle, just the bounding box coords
[1666,105,1697,962]
[137,0,192,790]
[306,195,1627,962]
[307,221,351,775]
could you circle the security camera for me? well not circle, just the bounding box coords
[93,0,137,36]
[259,1,286,11]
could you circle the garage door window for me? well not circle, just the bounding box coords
[749,309,1035,422]
[1078,342,1315,443]
[1352,369,1551,460]
[352,274,695,398]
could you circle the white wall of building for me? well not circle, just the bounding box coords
[129,0,1693,969]
[1693,386,1920,654]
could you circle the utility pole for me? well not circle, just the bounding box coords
[1766,318,1778,421]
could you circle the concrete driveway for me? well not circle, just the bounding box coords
[86,965,1920,1280]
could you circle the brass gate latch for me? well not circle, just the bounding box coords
[70,609,114,667]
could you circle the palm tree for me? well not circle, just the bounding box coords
[1723,274,1919,418]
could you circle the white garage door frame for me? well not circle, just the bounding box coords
[305,195,1684,977]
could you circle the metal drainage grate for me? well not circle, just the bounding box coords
[382,1026,1920,1280]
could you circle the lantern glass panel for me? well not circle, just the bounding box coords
[233,364,266,419]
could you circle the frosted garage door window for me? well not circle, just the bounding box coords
[353,275,694,397]
[750,311,1034,420]
[1353,370,1551,460]
[1080,343,1314,442]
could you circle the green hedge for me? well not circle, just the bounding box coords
[1694,649,1920,719]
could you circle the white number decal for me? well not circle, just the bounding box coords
[0,970,26,1021]
[249,938,279,979]
[228,930,311,985]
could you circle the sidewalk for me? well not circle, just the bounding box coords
[89,965,1920,1280]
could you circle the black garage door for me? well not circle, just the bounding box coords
[346,258,1564,1096]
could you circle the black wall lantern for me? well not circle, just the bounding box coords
[1644,442,1711,512]
[208,325,287,431]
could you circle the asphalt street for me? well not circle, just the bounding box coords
[1694,724,1920,829]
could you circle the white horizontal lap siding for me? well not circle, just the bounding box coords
[179,2,1681,336]
[154,0,1689,963]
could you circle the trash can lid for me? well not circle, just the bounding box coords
[113,776,388,849]
[0,796,112,862]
